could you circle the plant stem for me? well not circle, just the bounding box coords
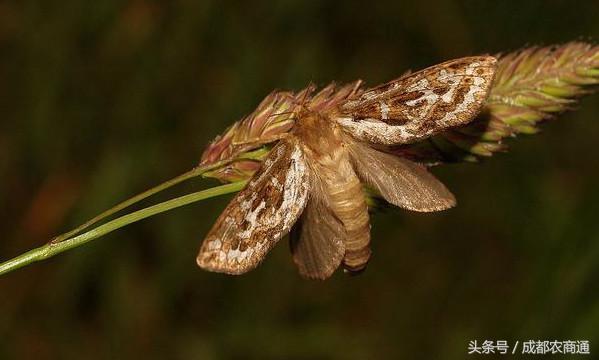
[0,181,247,276]
[50,147,268,243]
[51,168,202,243]
[0,147,267,277]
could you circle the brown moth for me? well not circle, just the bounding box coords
[196,56,497,279]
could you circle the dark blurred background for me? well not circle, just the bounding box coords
[1,1,599,359]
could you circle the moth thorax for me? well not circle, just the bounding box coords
[296,110,328,129]
[294,111,340,152]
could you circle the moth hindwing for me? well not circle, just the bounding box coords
[197,137,310,274]
[290,195,346,280]
[336,56,497,145]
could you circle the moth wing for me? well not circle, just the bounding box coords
[348,141,455,212]
[290,196,346,280]
[337,56,497,145]
[197,137,310,274]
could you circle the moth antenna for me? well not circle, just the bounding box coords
[267,110,296,118]
[349,80,364,96]
[231,133,291,147]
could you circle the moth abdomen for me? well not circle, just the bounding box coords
[323,160,371,273]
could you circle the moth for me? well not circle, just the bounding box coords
[196,56,497,279]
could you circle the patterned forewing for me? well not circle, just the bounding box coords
[337,56,497,145]
[197,137,310,274]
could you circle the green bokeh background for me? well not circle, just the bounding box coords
[1,1,599,359]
